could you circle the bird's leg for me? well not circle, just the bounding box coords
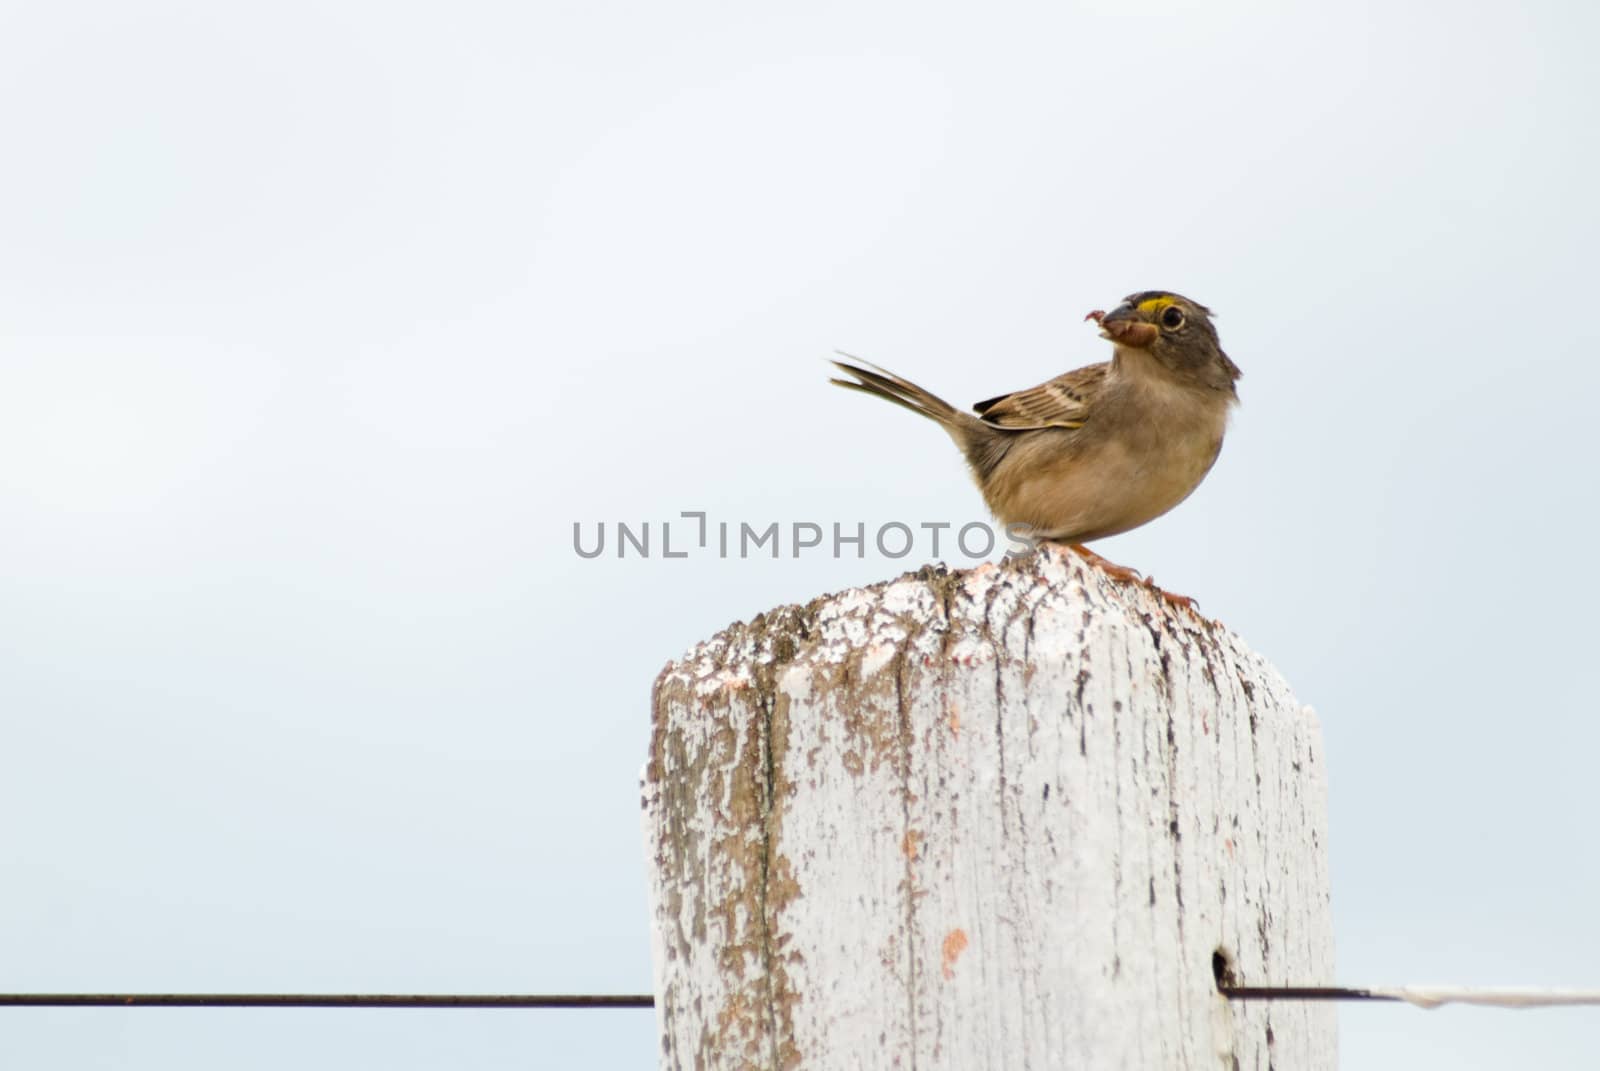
[1064,543,1201,615]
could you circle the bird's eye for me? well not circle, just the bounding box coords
[1161,306,1185,330]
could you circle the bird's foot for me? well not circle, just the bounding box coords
[1066,543,1143,584]
[1065,544,1203,617]
[1144,582,1200,615]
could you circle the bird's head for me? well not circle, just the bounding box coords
[1085,291,1240,392]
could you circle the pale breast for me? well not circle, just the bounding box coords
[981,366,1232,542]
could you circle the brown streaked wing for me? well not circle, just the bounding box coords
[972,363,1107,430]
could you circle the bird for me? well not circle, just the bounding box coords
[830,291,1240,610]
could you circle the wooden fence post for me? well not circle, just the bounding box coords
[642,545,1336,1069]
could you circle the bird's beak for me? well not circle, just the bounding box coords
[1093,304,1158,348]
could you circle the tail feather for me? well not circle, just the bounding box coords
[829,353,962,426]
[829,352,1009,481]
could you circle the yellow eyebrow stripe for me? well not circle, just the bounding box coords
[1136,295,1178,313]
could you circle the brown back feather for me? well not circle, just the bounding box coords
[972,363,1107,430]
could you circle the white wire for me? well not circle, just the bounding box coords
[1373,987,1600,1010]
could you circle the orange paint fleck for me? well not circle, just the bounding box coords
[940,928,969,980]
[1224,837,1235,860]
[902,829,924,860]
[947,700,961,736]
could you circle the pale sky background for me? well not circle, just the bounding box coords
[2,0,1598,1067]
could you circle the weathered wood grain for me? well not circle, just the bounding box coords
[643,545,1335,1069]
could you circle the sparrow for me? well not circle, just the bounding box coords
[830,291,1240,609]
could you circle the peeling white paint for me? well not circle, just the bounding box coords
[643,546,1336,1069]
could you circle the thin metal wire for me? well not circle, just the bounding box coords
[1219,986,1398,1002]
[0,994,655,1009]
[4,987,1591,1009]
